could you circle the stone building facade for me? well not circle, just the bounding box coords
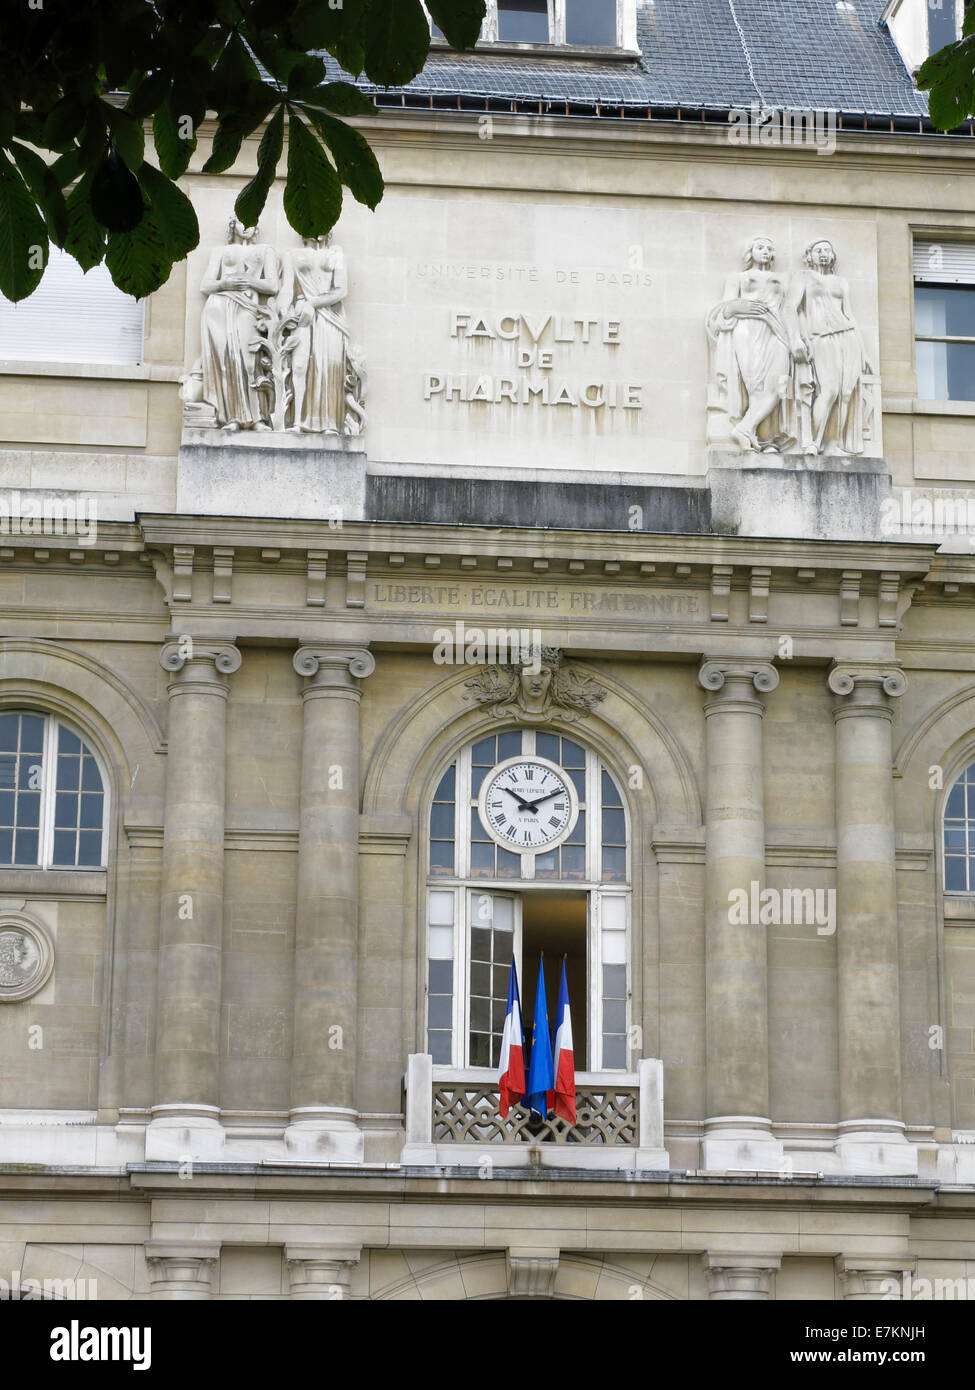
[1,0,975,1300]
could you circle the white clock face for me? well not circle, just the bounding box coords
[477,755,579,853]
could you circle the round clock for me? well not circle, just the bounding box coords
[477,755,579,853]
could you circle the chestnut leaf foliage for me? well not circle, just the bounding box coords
[0,0,484,300]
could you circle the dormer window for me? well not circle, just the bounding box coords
[883,0,961,74]
[427,0,635,53]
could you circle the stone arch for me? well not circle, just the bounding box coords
[362,660,701,830]
[893,681,975,840]
[368,1250,681,1300]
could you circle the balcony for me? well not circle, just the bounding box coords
[402,1055,670,1171]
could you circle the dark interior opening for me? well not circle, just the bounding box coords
[521,890,588,1069]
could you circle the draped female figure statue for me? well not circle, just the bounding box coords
[706,234,810,453]
[277,234,352,434]
[199,218,279,431]
[791,239,869,456]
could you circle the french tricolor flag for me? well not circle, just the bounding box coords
[498,959,526,1118]
[552,959,576,1125]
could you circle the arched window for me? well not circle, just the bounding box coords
[944,760,975,892]
[0,711,108,869]
[425,728,630,1072]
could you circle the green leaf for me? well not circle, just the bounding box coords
[303,106,382,209]
[137,162,200,261]
[42,95,87,149]
[64,175,107,271]
[308,82,375,118]
[211,31,262,105]
[0,152,49,302]
[125,69,173,121]
[290,0,354,51]
[105,214,173,300]
[235,104,285,229]
[153,96,197,180]
[427,0,486,49]
[202,100,276,174]
[283,111,342,238]
[91,147,146,233]
[362,0,432,87]
[10,141,69,247]
[107,109,147,174]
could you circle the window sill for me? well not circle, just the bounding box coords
[909,399,975,417]
[0,360,183,383]
[430,39,639,62]
[0,868,107,897]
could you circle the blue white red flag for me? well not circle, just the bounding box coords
[524,958,554,1121]
[552,959,576,1124]
[498,958,526,1118]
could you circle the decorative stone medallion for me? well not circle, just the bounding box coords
[0,914,54,1002]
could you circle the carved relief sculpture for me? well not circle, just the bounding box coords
[706,235,874,458]
[465,647,607,723]
[792,239,871,457]
[0,915,54,1002]
[186,221,366,439]
[198,218,278,431]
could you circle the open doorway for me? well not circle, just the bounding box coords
[521,890,588,1069]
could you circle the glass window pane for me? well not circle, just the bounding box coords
[472,737,496,765]
[602,809,626,845]
[471,841,495,875]
[497,848,521,879]
[56,755,80,790]
[493,897,513,931]
[77,832,101,867]
[429,841,455,874]
[568,768,585,799]
[602,1034,626,1070]
[946,856,968,890]
[492,997,507,1031]
[562,739,585,767]
[498,731,522,760]
[430,803,454,839]
[929,1,959,52]
[947,783,967,817]
[566,809,585,843]
[560,844,586,879]
[0,756,14,791]
[602,846,627,882]
[603,1000,626,1034]
[601,769,622,806]
[0,791,12,825]
[470,995,490,1031]
[81,758,102,792]
[16,790,40,827]
[603,929,626,964]
[536,732,559,762]
[916,338,947,400]
[14,828,38,864]
[20,715,45,752]
[915,284,950,337]
[470,926,493,961]
[469,1031,491,1067]
[0,714,19,751]
[603,964,627,998]
[80,792,104,829]
[493,963,511,997]
[534,849,558,879]
[470,962,492,997]
[429,890,454,926]
[55,791,77,828]
[429,1030,452,1064]
[566,0,616,45]
[0,828,11,863]
[428,995,453,1029]
[57,726,80,754]
[435,765,455,801]
[498,0,549,42]
[428,960,453,993]
[428,924,454,960]
[602,897,626,931]
[52,829,76,866]
[945,826,966,850]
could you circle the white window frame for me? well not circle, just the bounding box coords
[913,239,975,403]
[0,712,110,871]
[425,0,635,53]
[424,730,631,1072]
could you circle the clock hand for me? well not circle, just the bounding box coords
[503,787,534,811]
[528,788,565,809]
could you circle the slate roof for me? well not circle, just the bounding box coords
[330,0,933,123]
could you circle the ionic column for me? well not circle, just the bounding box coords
[149,639,240,1157]
[704,1253,781,1301]
[836,1256,915,1300]
[698,659,781,1171]
[828,663,915,1175]
[285,1244,362,1300]
[285,646,375,1161]
[145,1243,220,1300]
